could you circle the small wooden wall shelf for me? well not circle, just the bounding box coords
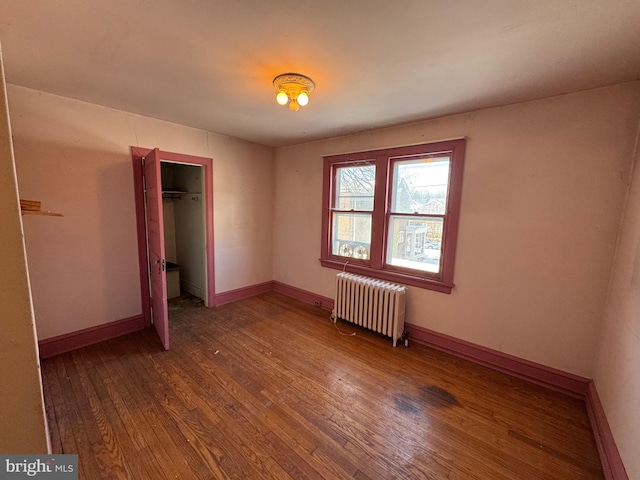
[20,199,63,217]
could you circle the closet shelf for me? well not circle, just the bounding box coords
[162,189,188,194]
[162,189,201,199]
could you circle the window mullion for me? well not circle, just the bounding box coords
[369,155,388,269]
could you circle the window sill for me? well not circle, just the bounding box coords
[320,259,454,294]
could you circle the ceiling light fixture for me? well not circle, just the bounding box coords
[273,73,315,112]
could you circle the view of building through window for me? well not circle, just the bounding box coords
[331,157,450,273]
[387,156,450,273]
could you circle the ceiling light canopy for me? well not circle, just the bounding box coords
[273,73,315,112]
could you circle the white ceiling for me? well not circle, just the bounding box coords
[1,0,639,147]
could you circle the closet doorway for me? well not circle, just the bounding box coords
[131,147,215,350]
[161,161,206,302]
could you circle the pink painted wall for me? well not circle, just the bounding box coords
[274,82,640,377]
[594,116,640,478]
[0,47,48,453]
[7,84,274,340]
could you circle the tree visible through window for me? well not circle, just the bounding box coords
[332,164,375,259]
[321,139,466,293]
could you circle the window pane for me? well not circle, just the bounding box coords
[332,212,371,259]
[391,157,450,214]
[387,216,443,273]
[335,165,375,211]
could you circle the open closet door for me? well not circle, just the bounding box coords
[144,148,169,350]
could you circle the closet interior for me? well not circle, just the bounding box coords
[160,161,206,302]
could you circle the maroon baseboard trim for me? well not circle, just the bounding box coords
[214,281,274,307]
[270,281,590,397]
[404,323,589,397]
[586,381,629,480]
[273,281,334,310]
[38,314,145,359]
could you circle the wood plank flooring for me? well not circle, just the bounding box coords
[41,292,604,479]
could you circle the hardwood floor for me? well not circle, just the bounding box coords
[42,292,604,479]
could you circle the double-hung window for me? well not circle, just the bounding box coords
[320,139,466,293]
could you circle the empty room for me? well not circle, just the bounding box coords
[1,1,639,479]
